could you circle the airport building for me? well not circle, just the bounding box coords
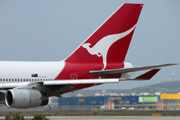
[160,94,180,110]
[58,95,160,110]
[57,93,180,110]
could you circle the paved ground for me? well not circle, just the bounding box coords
[47,116,180,120]
[1,116,180,120]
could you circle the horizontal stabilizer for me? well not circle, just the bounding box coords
[134,69,160,80]
[90,63,176,76]
[118,69,160,81]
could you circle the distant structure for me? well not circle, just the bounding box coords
[172,73,175,81]
[58,93,180,110]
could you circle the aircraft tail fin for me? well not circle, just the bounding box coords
[65,3,143,70]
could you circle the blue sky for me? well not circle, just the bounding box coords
[0,0,179,89]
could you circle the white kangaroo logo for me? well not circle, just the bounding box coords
[82,24,136,70]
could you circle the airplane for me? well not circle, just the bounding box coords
[0,3,176,108]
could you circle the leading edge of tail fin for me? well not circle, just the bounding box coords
[65,3,143,68]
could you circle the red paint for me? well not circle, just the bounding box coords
[65,3,143,64]
[135,69,160,80]
[55,3,143,93]
[39,96,42,100]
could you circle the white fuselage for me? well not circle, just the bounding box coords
[0,61,134,89]
[0,61,65,83]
